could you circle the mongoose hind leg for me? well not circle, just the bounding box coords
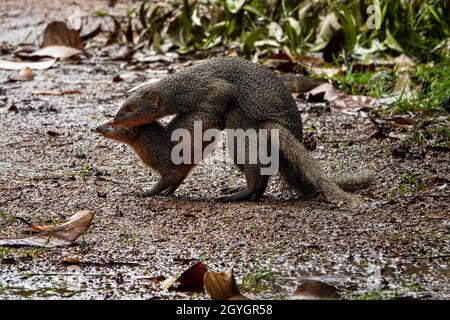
[217,165,269,202]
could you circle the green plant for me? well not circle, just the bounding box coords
[134,0,450,60]
[0,246,9,258]
[120,229,137,245]
[402,173,423,191]
[0,210,15,224]
[407,283,426,292]
[356,289,383,300]
[242,258,276,287]
[334,70,395,97]
[24,247,44,258]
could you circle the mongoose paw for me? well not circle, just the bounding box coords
[216,190,261,202]
[160,189,175,196]
[216,195,234,203]
[137,188,175,198]
[219,185,246,194]
[137,191,157,198]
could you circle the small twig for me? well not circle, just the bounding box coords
[415,255,450,260]
[14,216,34,227]
[0,194,22,206]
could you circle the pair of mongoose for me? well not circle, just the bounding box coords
[97,57,370,203]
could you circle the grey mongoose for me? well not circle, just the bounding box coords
[101,57,371,203]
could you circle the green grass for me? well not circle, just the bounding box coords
[242,259,277,288]
[0,210,15,224]
[24,247,44,258]
[397,172,423,195]
[355,289,384,300]
[120,229,137,245]
[0,246,9,259]
[392,57,450,114]
[333,70,396,98]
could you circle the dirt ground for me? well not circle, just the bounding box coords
[0,0,448,300]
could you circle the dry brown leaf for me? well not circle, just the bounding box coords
[292,280,340,300]
[161,261,208,292]
[42,21,83,50]
[351,63,376,73]
[0,210,94,247]
[310,66,343,78]
[0,59,56,70]
[8,67,34,81]
[205,270,250,300]
[307,83,377,115]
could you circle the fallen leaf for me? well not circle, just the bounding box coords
[205,270,249,300]
[310,66,343,78]
[46,130,61,137]
[161,261,208,292]
[350,63,376,73]
[8,104,18,113]
[0,59,56,70]
[8,67,34,81]
[292,280,340,300]
[112,75,123,82]
[42,21,84,50]
[23,45,82,60]
[0,210,94,247]
[307,83,376,115]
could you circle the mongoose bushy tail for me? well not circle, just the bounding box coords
[261,122,363,204]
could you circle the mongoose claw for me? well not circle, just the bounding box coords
[137,191,156,198]
[219,185,245,194]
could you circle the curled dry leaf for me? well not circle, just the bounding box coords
[0,59,56,70]
[42,21,84,50]
[161,261,208,292]
[292,279,340,300]
[8,67,34,81]
[307,83,377,115]
[0,210,94,248]
[23,46,82,60]
[204,270,249,300]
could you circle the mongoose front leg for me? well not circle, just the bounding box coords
[139,179,174,197]
[140,166,193,197]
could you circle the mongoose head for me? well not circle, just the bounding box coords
[95,121,139,145]
[111,87,163,128]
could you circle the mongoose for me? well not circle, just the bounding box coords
[96,113,224,197]
[96,119,370,200]
[109,57,371,203]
